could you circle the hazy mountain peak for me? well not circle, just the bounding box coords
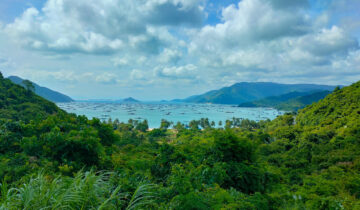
[7,76,74,103]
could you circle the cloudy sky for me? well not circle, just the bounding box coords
[0,0,359,100]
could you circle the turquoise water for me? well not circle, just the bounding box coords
[57,102,284,128]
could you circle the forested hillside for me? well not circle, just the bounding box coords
[239,90,331,111]
[176,82,336,104]
[0,74,61,121]
[8,76,74,103]
[0,73,359,209]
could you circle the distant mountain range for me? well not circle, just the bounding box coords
[239,90,332,111]
[78,97,141,103]
[173,82,337,104]
[8,76,74,103]
[122,97,140,103]
[6,76,338,107]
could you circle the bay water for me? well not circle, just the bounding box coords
[57,102,284,128]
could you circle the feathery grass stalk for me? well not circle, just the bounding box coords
[0,171,156,210]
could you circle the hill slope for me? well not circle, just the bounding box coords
[262,81,360,209]
[297,83,360,127]
[239,90,331,111]
[8,76,74,103]
[1,69,360,209]
[176,82,337,104]
[0,72,118,181]
[0,75,61,121]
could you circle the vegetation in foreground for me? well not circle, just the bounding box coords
[0,72,359,209]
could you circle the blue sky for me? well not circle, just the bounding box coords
[0,0,359,100]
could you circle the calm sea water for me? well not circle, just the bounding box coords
[57,102,284,128]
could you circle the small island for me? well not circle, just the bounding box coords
[122,97,140,103]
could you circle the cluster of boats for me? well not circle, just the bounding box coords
[56,102,284,127]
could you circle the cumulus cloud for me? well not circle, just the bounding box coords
[155,64,197,79]
[130,69,146,80]
[1,0,360,100]
[112,57,129,67]
[14,69,120,85]
[191,0,309,49]
[188,0,360,85]
[297,26,359,56]
[5,0,205,54]
[95,72,118,84]
[158,48,182,63]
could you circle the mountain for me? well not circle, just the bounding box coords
[260,81,360,209]
[8,76,74,103]
[1,68,360,208]
[175,82,337,104]
[122,97,140,103]
[0,75,61,121]
[76,97,141,103]
[239,90,332,111]
[276,90,331,111]
[296,84,360,127]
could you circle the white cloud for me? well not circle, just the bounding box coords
[95,72,118,84]
[155,64,197,79]
[112,57,129,67]
[5,0,205,55]
[158,48,182,63]
[130,69,146,80]
[12,69,120,85]
[1,0,360,100]
[188,0,360,85]
[297,26,358,56]
[191,0,309,51]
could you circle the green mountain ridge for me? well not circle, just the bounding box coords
[175,82,337,104]
[8,76,74,103]
[0,74,61,122]
[239,90,332,111]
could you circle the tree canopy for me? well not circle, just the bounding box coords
[0,74,359,209]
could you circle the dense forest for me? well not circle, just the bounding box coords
[238,90,332,111]
[0,72,359,209]
[7,76,74,103]
[175,82,335,104]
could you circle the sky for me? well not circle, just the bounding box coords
[0,0,359,100]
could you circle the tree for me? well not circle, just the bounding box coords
[135,120,149,132]
[189,120,200,130]
[22,80,35,92]
[160,119,172,130]
[174,122,185,131]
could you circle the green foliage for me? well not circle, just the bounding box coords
[0,74,360,209]
[0,171,156,209]
[22,80,35,93]
[239,90,331,111]
[0,77,60,122]
[182,82,335,104]
[297,81,360,127]
[160,119,172,130]
[8,76,74,102]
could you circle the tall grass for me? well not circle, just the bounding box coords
[0,170,155,210]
